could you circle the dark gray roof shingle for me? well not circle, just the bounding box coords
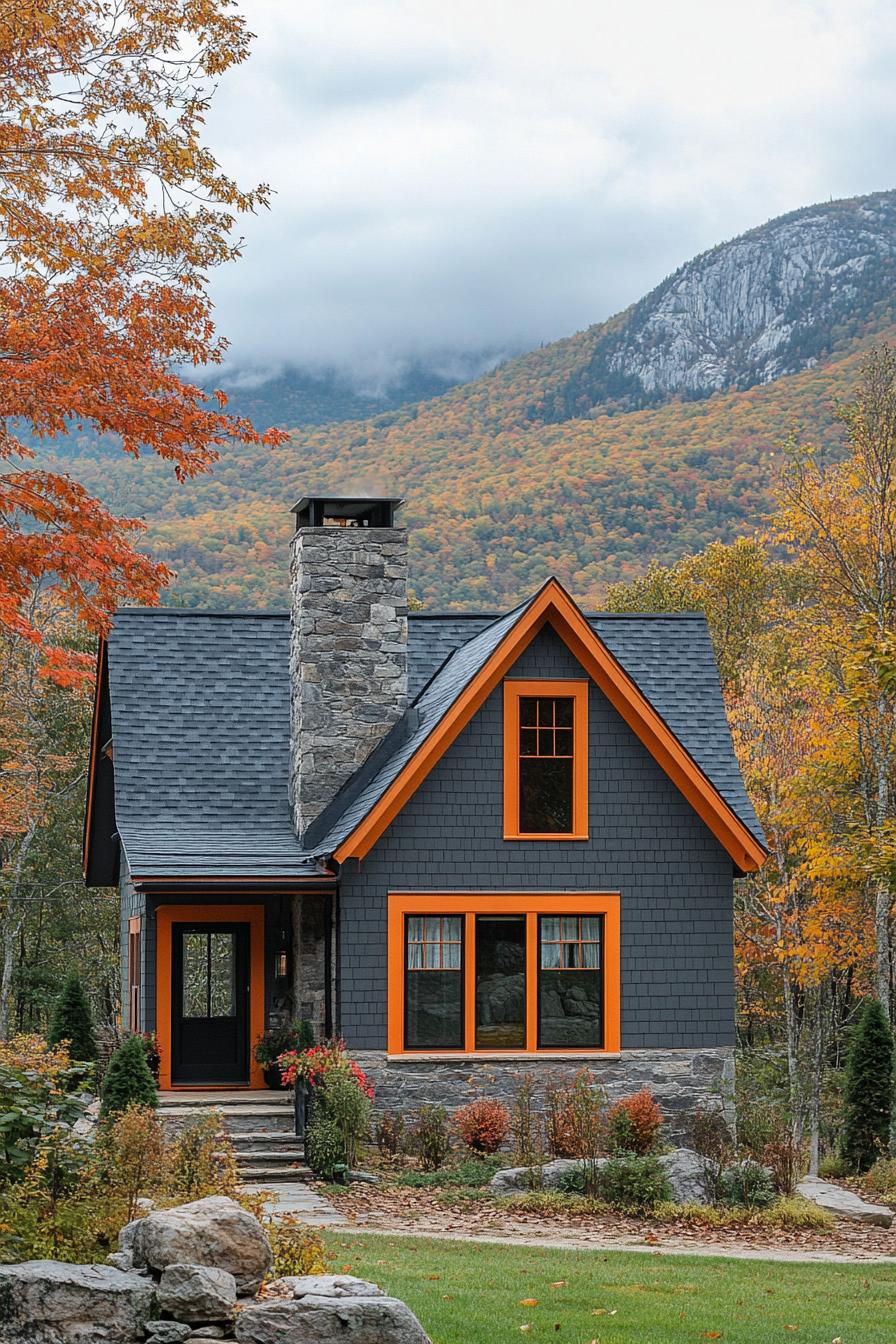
[105,601,763,879]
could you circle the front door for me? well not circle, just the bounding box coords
[171,923,250,1085]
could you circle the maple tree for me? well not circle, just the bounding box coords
[0,0,285,678]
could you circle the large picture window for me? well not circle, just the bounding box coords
[388,893,620,1056]
[504,680,589,839]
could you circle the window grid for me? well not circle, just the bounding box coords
[519,696,575,760]
[406,916,463,971]
[540,915,602,970]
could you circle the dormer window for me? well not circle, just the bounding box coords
[503,680,589,839]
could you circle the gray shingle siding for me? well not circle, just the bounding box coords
[337,627,736,1052]
[119,871,146,1032]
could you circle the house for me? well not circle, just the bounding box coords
[83,494,766,1124]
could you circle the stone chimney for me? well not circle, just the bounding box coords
[289,494,408,840]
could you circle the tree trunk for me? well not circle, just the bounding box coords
[875,876,892,1021]
[808,986,824,1177]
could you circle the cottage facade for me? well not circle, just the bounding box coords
[84,496,765,1121]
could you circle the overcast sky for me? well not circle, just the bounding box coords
[206,0,896,386]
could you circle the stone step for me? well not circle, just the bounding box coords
[234,1149,305,1166]
[238,1164,313,1183]
[157,1090,292,1108]
[160,1105,296,1136]
[230,1130,302,1149]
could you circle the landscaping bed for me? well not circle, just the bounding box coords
[320,1167,896,1261]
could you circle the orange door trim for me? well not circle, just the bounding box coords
[387,891,621,1057]
[333,579,766,872]
[155,903,266,1090]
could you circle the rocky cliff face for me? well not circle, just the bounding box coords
[550,190,896,419]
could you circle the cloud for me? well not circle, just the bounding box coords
[204,0,896,382]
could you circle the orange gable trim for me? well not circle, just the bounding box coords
[333,579,766,872]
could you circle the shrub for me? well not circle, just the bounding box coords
[139,1033,161,1082]
[306,1114,347,1181]
[686,1104,734,1203]
[169,1111,238,1199]
[720,1159,776,1208]
[510,1074,545,1179]
[317,1072,372,1170]
[100,1035,158,1119]
[254,1020,314,1069]
[266,1214,329,1277]
[544,1078,579,1157]
[375,1111,404,1157]
[819,1153,849,1179]
[395,1155,501,1189]
[605,1090,663,1155]
[864,1156,896,1199]
[0,1039,89,1180]
[761,1134,802,1196]
[98,1105,165,1222]
[562,1070,604,1194]
[411,1104,452,1171]
[597,1154,670,1211]
[454,1098,510,1154]
[47,973,97,1064]
[841,998,894,1173]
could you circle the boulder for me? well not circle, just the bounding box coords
[185,1330,226,1341]
[106,1250,135,1272]
[234,1295,431,1343]
[269,1274,385,1299]
[796,1176,894,1227]
[490,1157,601,1192]
[0,1261,156,1343]
[131,1197,272,1295]
[157,1264,237,1323]
[145,1325,193,1344]
[658,1148,714,1205]
[119,1218,142,1253]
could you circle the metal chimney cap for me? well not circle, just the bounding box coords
[290,495,405,529]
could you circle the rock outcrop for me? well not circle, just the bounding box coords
[130,1196,272,1295]
[0,1260,156,1343]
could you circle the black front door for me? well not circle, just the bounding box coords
[172,923,250,1085]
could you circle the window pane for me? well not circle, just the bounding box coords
[563,942,579,969]
[537,729,554,756]
[407,941,423,970]
[541,940,561,969]
[520,698,538,727]
[444,917,462,943]
[444,941,461,970]
[407,917,424,943]
[582,941,600,969]
[520,728,538,756]
[554,697,574,727]
[539,969,603,1047]
[581,917,601,941]
[405,972,463,1049]
[208,933,236,1017]
[555,728,574,756]
[475,915,526,1049]
[536,697,555,723]
[541,916,560,942]
[425,916,443,942]
[519,757,574,833]
[182,933,208,1018]
[561,916,579,940]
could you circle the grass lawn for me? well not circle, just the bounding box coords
[323,1231,896,1344]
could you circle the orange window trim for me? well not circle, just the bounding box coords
[387,892,621,1057]
[334,579,767,873]
[155,904,266,1091]
[503,679,588,839]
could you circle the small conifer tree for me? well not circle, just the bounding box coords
[47,972,97,1062]
[841,998,894,1172]
[101,1035,158,1119]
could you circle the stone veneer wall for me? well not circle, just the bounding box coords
[289,525,408,837]
[291,892,329,1040]
[354,1048,735,1140]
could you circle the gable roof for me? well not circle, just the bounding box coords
[85,589,765,883]
[316,581,766,871]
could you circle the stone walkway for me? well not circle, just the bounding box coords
[240,1181,346,1227]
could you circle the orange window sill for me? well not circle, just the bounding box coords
[503,832,589,842]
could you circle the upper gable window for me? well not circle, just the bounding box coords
[503,680,588,839]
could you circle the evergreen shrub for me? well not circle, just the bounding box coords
[100,1035,157,1119]
[47,973,97,1063]
[841,998,894,1173]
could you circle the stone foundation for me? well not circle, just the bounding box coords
[354,1047,734,1142]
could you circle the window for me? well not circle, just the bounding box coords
[504,680,588,838]
[538,915,603,1048]
[388,893,620,1055]
[182,930,237,1019]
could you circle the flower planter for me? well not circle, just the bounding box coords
[263,1065,287,1090]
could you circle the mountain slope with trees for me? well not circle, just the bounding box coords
[27,189,896,610]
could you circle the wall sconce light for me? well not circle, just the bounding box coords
[274,948,289,981]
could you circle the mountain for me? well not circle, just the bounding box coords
[31,189,896,610]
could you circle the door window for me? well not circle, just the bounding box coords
[182,930,237,1019]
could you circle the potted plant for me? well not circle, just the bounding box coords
[254,1020,314,1089]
